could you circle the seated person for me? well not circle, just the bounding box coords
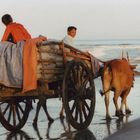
[63,26,77,47]
[1,14,31,43]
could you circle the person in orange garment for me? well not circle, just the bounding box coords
[1,14,31,43]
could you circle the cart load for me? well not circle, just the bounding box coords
[0,38,99,131]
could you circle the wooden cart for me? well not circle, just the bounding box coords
[0,40,96,131]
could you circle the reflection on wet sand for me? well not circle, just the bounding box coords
[32,117,97,140]
[116,115,129,130]
[74,129,96,140]
[6,130,31,140]
[59,118,96,140]
[5,115,130,140]
[105,115,130,137]
[33,120,55,139]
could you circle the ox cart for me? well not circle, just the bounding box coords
[0,40,96,131]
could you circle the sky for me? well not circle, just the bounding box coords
[0,0,140,40]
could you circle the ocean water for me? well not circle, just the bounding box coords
[0,39,140,140]
[76,39,140,71]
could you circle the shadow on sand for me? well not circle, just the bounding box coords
[105,115,130,136]
[5,115,130,140]
[32,117,97,140]
[6,130,31,140]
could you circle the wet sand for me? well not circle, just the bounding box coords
[104,118,140,140]
[0,76,140,140]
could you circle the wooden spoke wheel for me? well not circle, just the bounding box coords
[62,60,96,130]
[0,98,32,131]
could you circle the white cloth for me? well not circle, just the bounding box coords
[63,35,75,47]
[0,41,25,88]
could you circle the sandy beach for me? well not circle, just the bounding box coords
[0,0,140,139]
[0,43,140,140]
[0,75,139,140]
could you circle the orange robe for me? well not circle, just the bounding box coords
[23,36,47,93]
[1,22,31,43]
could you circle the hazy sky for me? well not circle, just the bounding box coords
[0,0,140,40]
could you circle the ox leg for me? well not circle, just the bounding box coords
[42,100,54,123]
[124,100,131,114]
[113,91,121,117]
[122,88,131,115]
[119,93,125,116]
[59,104,65,119]
[105,92,111,119]
[119,98,125,116]
[33,100,42,124]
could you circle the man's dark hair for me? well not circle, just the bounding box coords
[1,14,13,26]
[67,26,77,32]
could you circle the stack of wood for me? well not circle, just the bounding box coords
[37,42,63,82]
[36,41,92,83]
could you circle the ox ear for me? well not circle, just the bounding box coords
[127,51,130,62]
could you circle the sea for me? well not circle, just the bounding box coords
[75,39,140,71]
[0,39,140,140]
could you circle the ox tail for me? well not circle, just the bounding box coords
[100,63,113,96]
[99,88,111,96]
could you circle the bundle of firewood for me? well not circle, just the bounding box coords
[36,41,92,83]
[36,43,71,82]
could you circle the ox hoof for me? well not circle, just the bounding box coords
[60,113,65,119]
[33,118,37,124]
[106,115,112,120]
[115,110,121,117]
[33,120,38,129]
[119,110,124,116]
[48,117,54,123]
[126,109,131,115]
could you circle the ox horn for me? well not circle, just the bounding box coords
[121,50,124,58]
[127,51,130,62]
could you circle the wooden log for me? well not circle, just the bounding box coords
[37,64,42,72]
[40,40,62,46]
[37,70,64,78]
[37,53,40,60]
[37,61,64,70]
[40,70,64,74]
[56,62,63,67]
[37,73,42,79]
[38,74,63,82]
[37,74,53,79]
[65,52,91,61]
[38,49,62,55]
[64,44,90,58]
[38,44,60,51]
[84,60,92,69]
[38,59,63,64]
[38,74,54,79]
[38,62,63,68]
[40,67,64,71]
[40,53,63,61]
[64,47,71,52]
[66,56,74,61]
[37,63,57,69]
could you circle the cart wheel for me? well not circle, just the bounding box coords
[0,98,32,131]
[62,60,95,130]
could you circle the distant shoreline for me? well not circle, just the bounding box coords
[76,39,140,46]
